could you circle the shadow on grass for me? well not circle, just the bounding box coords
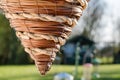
[74,77,120,80]
[92,72,120,80]
[100,71,120,75]
[0,73,54,80]
[93,77,120,80]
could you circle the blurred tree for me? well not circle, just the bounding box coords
[78,0,120,63]
[113,19,120,63]
[81,0,105,40]
[0,13,30,64]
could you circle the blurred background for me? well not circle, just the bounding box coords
[0,0,120,80]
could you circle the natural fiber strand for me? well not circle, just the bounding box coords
[0,0,88,75]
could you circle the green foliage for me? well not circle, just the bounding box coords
[0,13,30,64]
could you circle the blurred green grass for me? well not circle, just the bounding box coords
[0,64,120,80]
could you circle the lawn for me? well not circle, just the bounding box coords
[0,64,120,80]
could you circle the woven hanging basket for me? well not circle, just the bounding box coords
[0,0,88,75]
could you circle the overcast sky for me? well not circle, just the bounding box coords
[101,0,120,43]
[71,0,120,43]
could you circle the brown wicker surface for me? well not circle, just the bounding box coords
[0,0,88,75]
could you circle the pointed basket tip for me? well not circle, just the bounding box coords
[37,64,48,75]
[34,54,52,75]
[38,69,48,75]
[0,0,88,75]
[40,70,46,75]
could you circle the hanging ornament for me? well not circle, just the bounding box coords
[0,0,88,75]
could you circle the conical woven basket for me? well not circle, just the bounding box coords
[0,0,88,75]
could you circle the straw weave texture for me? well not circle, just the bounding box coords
[0,0,88,75]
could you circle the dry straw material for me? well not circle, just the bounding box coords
[0,0,88,75]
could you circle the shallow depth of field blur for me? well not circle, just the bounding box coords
[0,0,120,80]
[0,65,120,80]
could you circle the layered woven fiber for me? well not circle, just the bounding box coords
[0,0,88,75]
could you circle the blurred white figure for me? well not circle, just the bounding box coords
[92,57,101,78]
[54,72,74,80]
[81,49,93,80]
[81,63,93,80]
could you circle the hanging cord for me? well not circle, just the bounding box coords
[18,0,36,59]
[0,0,88,75]
[35,0,39,14]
